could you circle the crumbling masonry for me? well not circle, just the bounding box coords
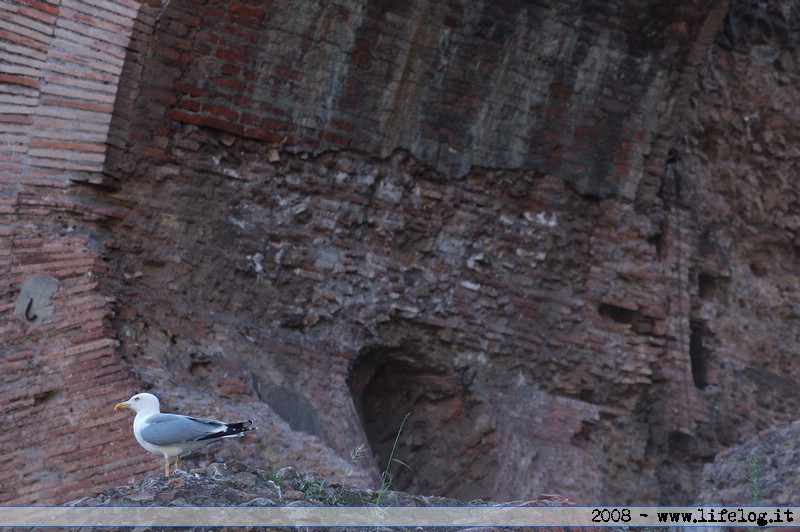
[3,0,800,506]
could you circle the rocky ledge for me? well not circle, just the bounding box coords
[698,420,800,506]
[69,460,577,531]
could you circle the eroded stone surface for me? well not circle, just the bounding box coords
[4,0,800,508]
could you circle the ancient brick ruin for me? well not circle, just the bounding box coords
[3,0,800,506]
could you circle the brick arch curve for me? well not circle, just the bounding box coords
[0,0,156,505]
[1,0,141,179]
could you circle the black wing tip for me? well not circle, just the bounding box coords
[195,421,257,442]
[228,420,257,433]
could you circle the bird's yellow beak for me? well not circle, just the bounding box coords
[114,402,130,411]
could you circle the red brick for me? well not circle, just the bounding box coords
[258,102,289,116]
[0,72,39,89]
[202,115,244,135]
[220,63,241,77]
[320,130,350,146]
[0,114,34,125]
[210,75,246,91]
[29,139,105,153]
[0,28,49,53]
[38,96,113,114]
[228,2,265,21]
[10,0,59,18]
[331,119,355,132]
[243,127,282,143]
[240,112,260,125]
[215,47,247,64]
[274,66,301,80]
[166,108,205,126]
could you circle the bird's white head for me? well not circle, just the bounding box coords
[114,392,161,414]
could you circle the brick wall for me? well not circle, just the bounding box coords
[104,0,722,200]
[4,0,774,506]
[681,0,800,449]
[0,0,149,504]
[101,129,711,503]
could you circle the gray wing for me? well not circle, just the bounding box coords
[140,413,227,446]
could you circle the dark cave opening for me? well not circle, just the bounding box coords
[346,345,445,493]
[347,350,418,491]
[346,343,498,500]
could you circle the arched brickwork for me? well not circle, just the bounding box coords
[0,0,148,504]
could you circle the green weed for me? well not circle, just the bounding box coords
[375,412,413,506]
[747,455,761,506]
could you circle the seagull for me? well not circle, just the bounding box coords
[115,392,256,476]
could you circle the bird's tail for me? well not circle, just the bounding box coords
[195,420,256,441]
[223,420,256,438]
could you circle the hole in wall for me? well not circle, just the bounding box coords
[647,232,663,256]
[749,260,769,277]
[33,388,59,405]
[347,342,497,500]
[696,270,729,303]
[697,272,716,299]
[689,320,709,389]
[598,303,637,324]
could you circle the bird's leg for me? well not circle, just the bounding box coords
[175,455,182,471]
[164,456,170,476]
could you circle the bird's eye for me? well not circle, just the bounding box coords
[134,397,140,401]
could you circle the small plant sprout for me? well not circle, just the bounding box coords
[267,468,282,483]
[747,455,762,506]
[344,443,370,479]
[376,412,413,506]
[350,443,369,463]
